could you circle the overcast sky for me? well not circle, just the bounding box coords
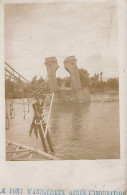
[5,2,118,81]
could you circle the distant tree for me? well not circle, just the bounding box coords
[96,74,99,82]
[93,73,97,78]
[31,75,37,84]
[78,68,90,86]
[100,72,103,82]
[57,77,63,86]
[5,79,14,93]
[38,76,44,84]
[31,75,44,84]
[63,77,71,87]
[31,75,45,91]
[93,73,99,82]
[106,78,119,89]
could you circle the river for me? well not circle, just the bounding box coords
[6,92,120,160]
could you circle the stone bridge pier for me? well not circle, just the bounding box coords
[45,57,59,92]
[63,56,90,102]
[64,56,81,90]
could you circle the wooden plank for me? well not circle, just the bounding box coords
[7,149,30,153]
[44,92,54,138]
[6,140,60,160]
[28,153,33,160]
[9,151,32,161]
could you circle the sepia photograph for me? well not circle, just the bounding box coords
[5,2,120,161]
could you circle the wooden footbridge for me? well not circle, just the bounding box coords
[5,61,59,161]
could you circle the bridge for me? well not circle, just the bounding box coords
[5,56,90,160]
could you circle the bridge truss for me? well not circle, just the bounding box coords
[5,62,56,160]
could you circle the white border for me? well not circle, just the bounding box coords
[0,0,126,192]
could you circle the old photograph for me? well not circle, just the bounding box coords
[5,2,120,161]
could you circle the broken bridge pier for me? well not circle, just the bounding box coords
[45,56,90,103]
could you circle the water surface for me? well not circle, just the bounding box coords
[6,92,120,160]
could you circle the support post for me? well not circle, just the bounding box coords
[38,125,48,153]
[29,98,54,153]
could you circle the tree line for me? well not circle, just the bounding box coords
[57,68,119,90]
[5,68,119,98]
[29,68,119,90]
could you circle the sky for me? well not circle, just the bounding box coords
[5,2,118,81]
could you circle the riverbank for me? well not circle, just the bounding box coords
[5,88,119,99]
[89,87,119,94]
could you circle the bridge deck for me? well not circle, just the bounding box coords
[6,140,60,161]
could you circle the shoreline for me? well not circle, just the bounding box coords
[5,89,119,100]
